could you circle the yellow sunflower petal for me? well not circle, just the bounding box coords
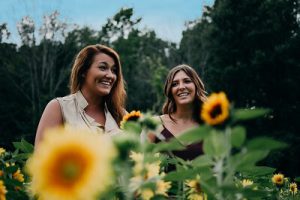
[0,180,7,200]
[0,147,5,155]
[241,179,253,187]
[156,180,171,196]
[13,169,25,182]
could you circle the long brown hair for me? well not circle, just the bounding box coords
[70,44,126,125]
[162,64,207,122]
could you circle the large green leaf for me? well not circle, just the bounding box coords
[13,153,32,160]
[152,138,185,152]
[191,155,214,167]
[176,125,211,145]
[231,126,246,148]
[12,139,34,154]
[246,137,288,151]
[164,167,212,181]
[232,150,270,171]
[203,131,228,157]
[240,166,276,176]
[164,169,198,181]
[123,121,142,135]
[232,108,270,122]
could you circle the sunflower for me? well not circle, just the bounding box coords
[26,126,116,200]
[120,110,142,129]
[0,170,3,177]
[241,179,253,187]
[186,176,207,200]
[272,173,284,186]
[0,148,5,156]
[0,180,7,200]
[13,169,24,182]
[290,182,298,195]
[201,92,230,125]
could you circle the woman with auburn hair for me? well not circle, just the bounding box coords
[149,64,207,161]
[35,44,127,146]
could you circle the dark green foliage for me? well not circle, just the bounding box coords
[180,0,300,177]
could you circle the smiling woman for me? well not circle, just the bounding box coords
[148,64,207,163]
[35,44,127,146]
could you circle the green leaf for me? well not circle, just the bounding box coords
[295,177,300,182]
[152,139,185,152]
[5,166,18,173]
[4,178,23,187]
[246,137,288,151]
[191,155,214,167]
[13,153,32,160]
[232,108,270,122]
[123,121,142,135]
[241,166,276,176]
[164,169,197,181]
[240,188,269,199]
[164,167,211,181]
[203,131,228,157]
[176,125,211,145]
[13,139,34,154]
[233,150,270,171]
[231,126,246,148]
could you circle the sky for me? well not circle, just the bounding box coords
[0,0,215,44]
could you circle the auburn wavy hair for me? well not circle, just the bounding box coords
[70,44,126,125]
[162,64,207,122]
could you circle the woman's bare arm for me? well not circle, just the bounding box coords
[35,99,63,146]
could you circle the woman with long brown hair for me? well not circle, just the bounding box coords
[35,44,127,146]
[150,64,207,161]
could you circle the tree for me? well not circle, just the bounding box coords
[180,0,300,176]
[0,11,72,147]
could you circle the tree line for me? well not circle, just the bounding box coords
[0,0,299,176]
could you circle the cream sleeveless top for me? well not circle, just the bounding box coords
[56,91,121,135]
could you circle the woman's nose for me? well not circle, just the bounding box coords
[178,82,185,90]
[105,70,114,78]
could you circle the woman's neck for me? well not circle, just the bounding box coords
[81,88,105,110]
[172,104,195,121]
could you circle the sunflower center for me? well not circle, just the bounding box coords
[195,182,202,193]
[50,151,89,187]
[209,104,222,119]
[276,177,282,182]
[61,161,81,181]
[127,116,139,122]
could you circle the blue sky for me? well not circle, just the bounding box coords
[0,0,214,44]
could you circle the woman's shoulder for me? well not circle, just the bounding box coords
[46,99,61,109]
[56,93,76,102]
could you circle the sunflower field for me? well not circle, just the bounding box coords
[0,92,299,200]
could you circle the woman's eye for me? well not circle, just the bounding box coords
[185,79,192,83]
[99,65,106,70]
[171,82,178,87]
[111,67,117,74]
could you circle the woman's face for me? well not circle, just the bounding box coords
[82,53,117,97]
[171,70,196,106]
